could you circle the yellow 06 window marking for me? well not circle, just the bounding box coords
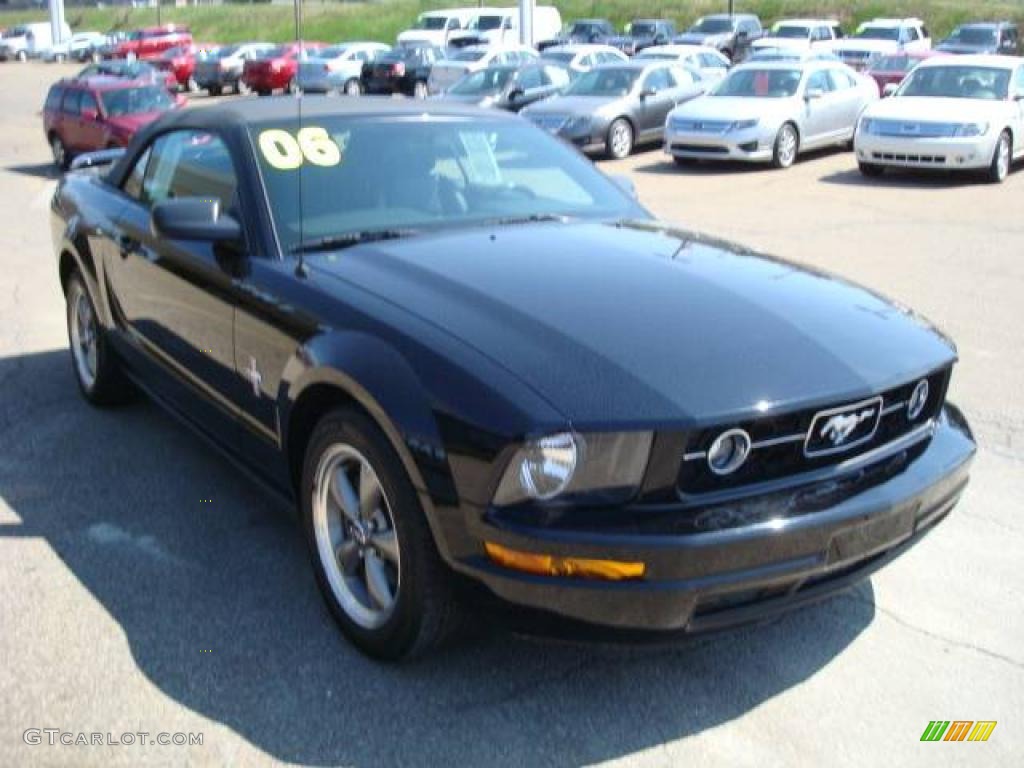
[258,127,341,170]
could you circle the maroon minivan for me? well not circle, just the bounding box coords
[43,77,178,169]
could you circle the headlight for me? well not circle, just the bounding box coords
[563,115,591,134]
[729,119,759,131]
[493,432,653,505]
[953,122,988,137]
[858,117,875,135]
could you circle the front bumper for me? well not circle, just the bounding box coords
[665,124,776,163]
[856,132,996,171]
[452,405,974,634]
[242,72,290,92]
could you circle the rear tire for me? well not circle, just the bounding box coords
[208,84,222,97]
[65,271,133,406]
[987,130,1011,184]
[413,80,428,99]
[50,134,69,170]
[606,117,634,160]
[16,50,27,62]
[344,78,362,96]
[771,123,798,169]
[302,407,461,661]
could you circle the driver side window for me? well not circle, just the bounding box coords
[643,67,672,93]
[129,131,238,212]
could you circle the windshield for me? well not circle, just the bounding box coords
[541,51,575,64]
[3,26,28,38]
[713,68,802,97]
[636,52,675,61]
[945,27,998,45]
[898,65,1010,99]
[774,25,810,39]
[451,49,486,62]
[468,15,504,31]
[569,22,603,36]
[689,18,733,34]
[211,44,240,59]
[631,23,656,37]
[450,67,515,94]
[414,16,448,31]
[100,86,173,116]
[565,67,639,96]
[251,116,639,254]
[870,55,916,73]
[855,26,900,41]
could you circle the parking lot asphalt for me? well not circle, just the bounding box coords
[0,61,1022,767]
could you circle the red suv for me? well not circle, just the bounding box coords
[242,41,325,95]
[43,77,178,169]
[111,25,192,61]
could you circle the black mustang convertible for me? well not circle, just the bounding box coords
[51,98,975,660]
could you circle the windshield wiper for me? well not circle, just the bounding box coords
[482,213,569,227]
[290,228,419,254]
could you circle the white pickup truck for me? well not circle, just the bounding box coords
[830,18,931,70]
[750,19,843,53]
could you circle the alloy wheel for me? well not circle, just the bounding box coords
[775,124,798,168]
[608,119,633,159]
[995,134,1010,182]
[312,444,401,630]
[50,136,66,169]
[413,81,428,99]
[68,281,98,390]
[344,78,362,96]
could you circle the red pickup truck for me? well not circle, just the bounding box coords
[110,25,192,61]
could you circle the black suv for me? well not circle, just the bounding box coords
[538,19,616,51]
[360,44,444,99]
[608,19,677,56]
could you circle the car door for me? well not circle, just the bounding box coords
[106,129,245,439]
[1013,66,1024,157]
[60,88,84,151]
[75,91,106,152]
[801,68,841,144]
[826,66,865,136]
[638,67,677,137]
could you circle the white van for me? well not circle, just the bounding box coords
[397,9,481,47]
[448,6,563,48]
[0,22,72,62]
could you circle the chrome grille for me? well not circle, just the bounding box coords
[869,120,960,138]
[669,117,732,133]
[677,368,951,495]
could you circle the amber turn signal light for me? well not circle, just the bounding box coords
[484,542,645,581]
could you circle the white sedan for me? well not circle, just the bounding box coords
[427,44,537,94]
[665,60,878,168]
[634,45,730,84]
[855,55,1024,182]
[539,44,628,78]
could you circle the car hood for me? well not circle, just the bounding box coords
[308,220,955,425]
[936,42,995,54]
[676,32,729,47]
[434,90,501,105]
[524,94,628,116]
[834,39,896,54]
[670,95,790,121]
[752,37,808,50]
[863,95,1008,122]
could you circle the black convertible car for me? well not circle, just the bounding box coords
[51,98,975,660]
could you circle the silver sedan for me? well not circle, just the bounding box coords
[664,60,879,168]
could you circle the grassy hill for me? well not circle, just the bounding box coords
[2,0,1022,45]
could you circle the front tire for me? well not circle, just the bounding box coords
[858,161,885,177]
[606,117,634,160]
[208,84,222,97]
[65,272,132,405]
[771,123,798,169]
[987,130,1011,184]
[302,408,460,661]
[50,134,68,170]
[412,80,428,99]
[344,78,362,96]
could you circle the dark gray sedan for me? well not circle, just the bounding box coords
[431,62,570,111]
[521,61,706,158]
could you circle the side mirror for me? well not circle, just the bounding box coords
[640,88,656,99]
[804,86,824,100]
[80,107,100,121]
[151,198,241,243]
[508,86,524,100]
[736,30,749,40]
[608,173,637,199]
[882,83,899,98]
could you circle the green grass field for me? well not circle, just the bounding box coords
[2,0,1022,46]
